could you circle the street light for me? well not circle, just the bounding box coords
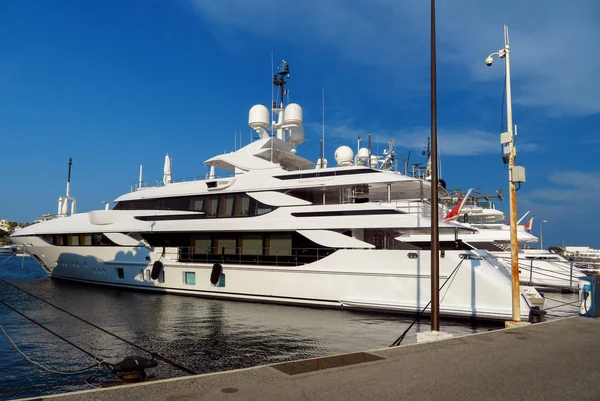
[540,220,548,250]
[486,25,527,324]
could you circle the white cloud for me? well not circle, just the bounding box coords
[191,0,600,117]
[521,170,600,222]
[304,122,538,156]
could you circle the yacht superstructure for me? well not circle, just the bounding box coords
[11,62,542,319]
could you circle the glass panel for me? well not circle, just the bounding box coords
[190,197,204,212]
[215,238,237,255]
[193,237,212,254]
[234,195,250,217]
[268,234,292,256]
[218,195,234,218]
[205,197,218,218]
[242,235,263,255]
[184,272,196,285]
[71,235,79,246]
[256,202,273,216]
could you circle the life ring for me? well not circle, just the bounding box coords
[210,263,223,285]
[151,261,163,280]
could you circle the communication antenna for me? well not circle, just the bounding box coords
[368,133,372,167]
[138,165,143,190]
[322,89,325,162]
[66,158,72,197]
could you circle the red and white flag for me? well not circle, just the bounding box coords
[524,215,535,232]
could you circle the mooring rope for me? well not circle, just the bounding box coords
[0,278,197,375]
[390,258,465,347]
[0,298,108,365]
[0,323,105,375]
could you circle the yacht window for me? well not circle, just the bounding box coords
[205,197,218,218]
[71,235,79,246]
[193,236,212,254]
[116,268,124,279]
[190,197,204,212]
[218,195,235,218]
[234,195,250,217]
[80,235,92,246]
[163,197,189,210]
[184,272,196,285]
[242,235,263,255]
[215,238,237,255]
[267,234,292,256]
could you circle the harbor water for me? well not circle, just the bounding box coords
[0,256,578,400]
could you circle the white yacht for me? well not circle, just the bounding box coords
[11,62,543,320]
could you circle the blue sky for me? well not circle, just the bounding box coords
[1,0,598,248]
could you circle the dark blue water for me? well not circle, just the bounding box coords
[0,256,577,400]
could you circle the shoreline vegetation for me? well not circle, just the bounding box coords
[0,221,32,245]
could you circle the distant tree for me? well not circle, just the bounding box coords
[547,246,565,256]
[0,229,9,245]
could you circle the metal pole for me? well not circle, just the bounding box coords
[569,262,573,289]
[529,259,533,286]
[430,0,440,331]
[540,221,544,250]
[504,25,521,322]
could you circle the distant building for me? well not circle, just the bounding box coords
[0,219,11,233]
[564,246,600,260]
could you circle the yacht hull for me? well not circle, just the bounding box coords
[14,235,535,320]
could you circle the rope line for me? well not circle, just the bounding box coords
[0,279,197,375]
[390,258,465,347]
[0,323,104,375]
[0,251,18,267]
[0,298,107,364]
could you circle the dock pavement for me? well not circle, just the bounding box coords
[25,316,600,401]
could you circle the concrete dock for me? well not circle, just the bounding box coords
[29,316,600,401]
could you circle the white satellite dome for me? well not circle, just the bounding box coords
[249,104,270,129]
[283,103,303,126]
[369,155,379,168]
[289,125,305,146]
[334,145,354,167]
[356,147,370,162]
[315,158,328,169]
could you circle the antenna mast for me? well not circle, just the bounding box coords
[321,88,325,168]
[66,158,72,197]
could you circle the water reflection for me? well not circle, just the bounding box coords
[0,256,576,400]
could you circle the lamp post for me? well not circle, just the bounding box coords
[486,25,524,323]
[540,220,548,250]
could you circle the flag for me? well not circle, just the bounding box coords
[444,188,474,221]
[524,215,535,232]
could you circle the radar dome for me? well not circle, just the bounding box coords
[249,104,270,129]
[369,155,379,168]
[334,146,354,167]
[283,103,303,126]
[289,125,305,145]
[357,147,369,162]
